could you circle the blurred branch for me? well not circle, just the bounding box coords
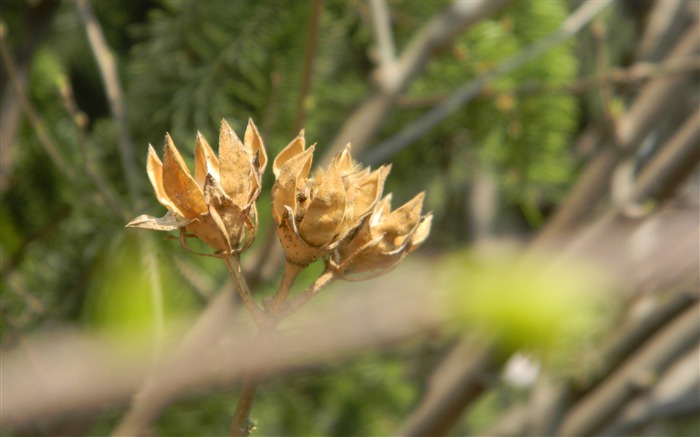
[612,387,700,434]
[399,340,498,437]
[630,106,700,204]
[0,23,76,182]
[604,342,700,434]
[173,255,217,301]
[594,289,700,393]
[110,291,240,437]
[369,0,397,75]
[74,0,170,418]
[635,0,690,63]
[75,0,139,200]
[534,21,700,247]
[57,77,128,218]
[396,56,700,108]
[522,286,699,435]
[362,0,613,166]
[591,19,618,142]
[113,259,333,435]
[326,0,510,162]
[5,266,439,430]
[432,197,700,436]
[0,0,60,192]
[555,302,700,436]
[293,0,322,133]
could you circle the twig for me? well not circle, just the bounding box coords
[228,261,303,436]
[395,57,700,108]
[111,291,241,437]
[555,302,700,436]
[293,0,322,133]
[590,289,699,396]
[75,0,167,381]
[533,21,700,246]
[0,23,75,182]
[143,238,165,358]
[282,269,337,316]
[630,106,700,204]
[268,262,302,313]
[224,255,266,327]
[591,19,619,143]
[634,0,687,63]
[229,372,261,437]
[521,287,700,435]
[57,77,128,218]
[362,0,613,166]
[399,340,498,437]
[326,0,510,163]
[369,0,396,75]
[75,0,139,199]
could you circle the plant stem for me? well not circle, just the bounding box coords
[226,261,334,435]
[269,262,302,314]
[230,372,262,437]
[225,254,265,327]
[283,269,337,316]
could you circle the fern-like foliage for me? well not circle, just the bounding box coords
[397,0,578,227]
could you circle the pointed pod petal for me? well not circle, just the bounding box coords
[162,134,207,218]
[126,212,192,231]
[299,164,347,247]
[370,194,393,229]
[380,191,425,236]
[273,130,305,178]
[408,213,433,253]
[334,143,353,173]
[219,119,253,205]
[244,118,267,173]
[146,144,182,215]
[194,132,220,189]
[202,172,230,206]
[206,204,232,251]
[272,145,314,223]
[353,164,391,223]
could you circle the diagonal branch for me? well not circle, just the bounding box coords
[0,23,75,183]
[75,0,139,199]
[398,340,498,437]
[324,0,510,164]
[368,0,397,75]
[534,21,700,247]
[630,106,700,204]
[362,0,614,166]
[555,302,700,436]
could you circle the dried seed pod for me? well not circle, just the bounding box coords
[332,192,432,279]
[127,118,265,255]
[271,139,387,267]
